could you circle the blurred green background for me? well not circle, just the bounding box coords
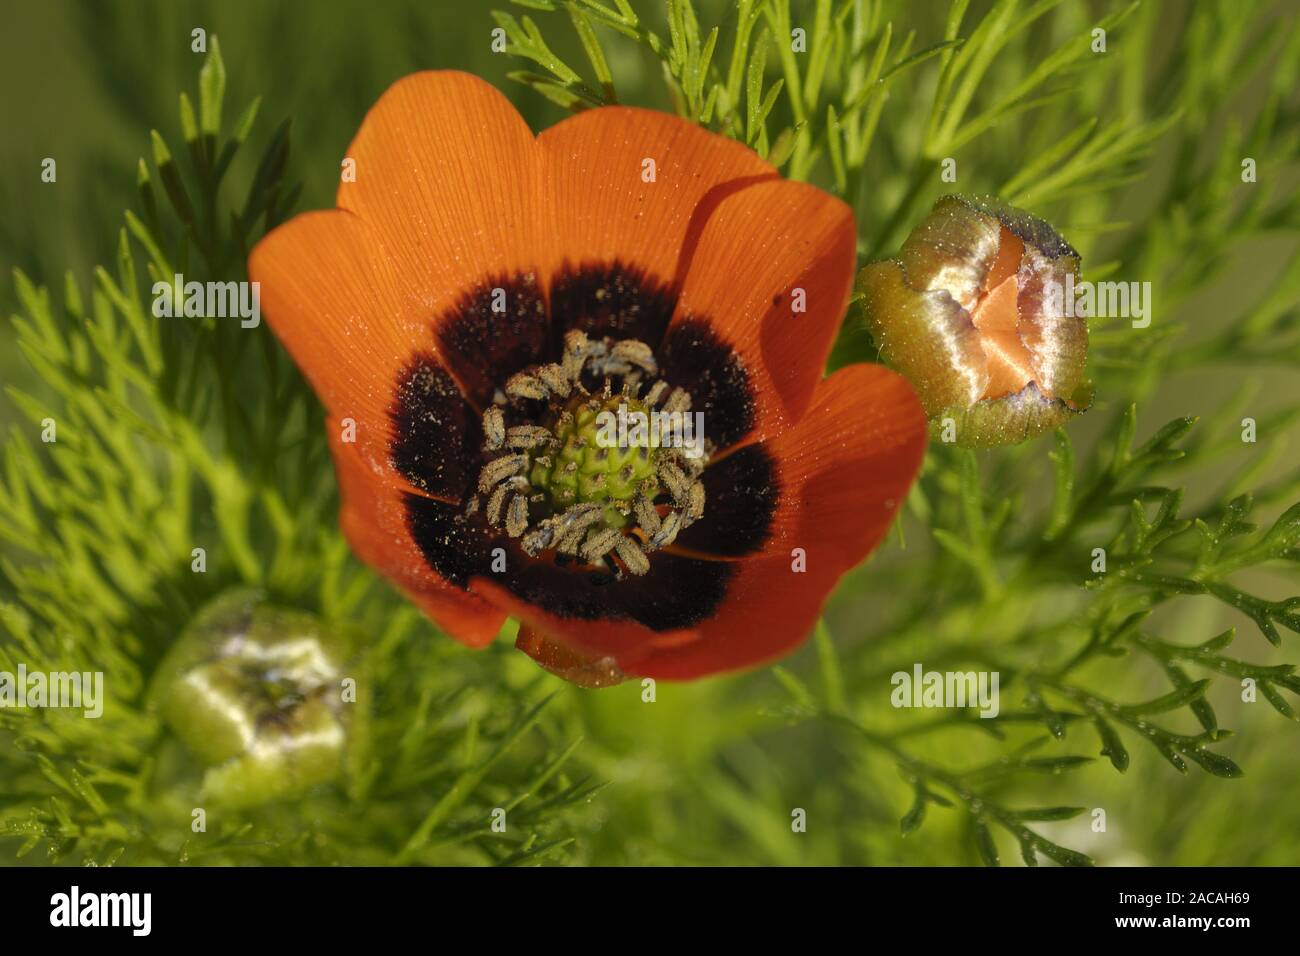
[2,0,1298,866]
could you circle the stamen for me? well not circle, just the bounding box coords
[472,333,708,576]
[505,371,549,401]
[505,425,555,450]
[609,339,658,375]
[506,495,529,538]
[486,483,509,526]
[662,387,691,415]
[483,405,505,451]
[478,454,527,493]
[633,495,661,535]
[537,363,572,397]
[581,527,622,563]
[657,460,690,502]
[642,380,669,406]
[562,330,589,381]
[648,510,682,551]
[614,537,650,576]
[685,481,705,522]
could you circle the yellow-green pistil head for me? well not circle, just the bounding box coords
[530,393,662,528]
[472,329,707,577]
[857,194,1092,448]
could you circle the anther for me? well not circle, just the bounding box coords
[537,363,571,398]
[505,425,555,450]
[662,387,691,415]
[634,496,661,536]
[478,454,528,493]
[561,502,603,531]
[685,481,705,522]
[524,503,599,555]
[520,526,551,557]
[486,483,509,526]
[505,372,549,401]
[642,381,669,406]
[554,503,603,554]
[506,495,529,538]
[609,340,658,376]
[649,510,682,550]
[556,527,586,555]
[482,406,505,450]
[679,453,706,479]
[581,527,622,563]
[614,537,651,576]
[658,460,690,502]
[562,329,590,374]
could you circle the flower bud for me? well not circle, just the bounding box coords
[857,194,1091,447]
[150,591,357,809]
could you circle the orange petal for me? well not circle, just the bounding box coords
[329,418,505,648]
[665,178,858,452]
[538,106,776,296]
[971,228,1035,399]
[336,71,550,316]
[983,226,1024,293]
[250,210,433,481]
[750,362,926,559]
[633,363,926,677]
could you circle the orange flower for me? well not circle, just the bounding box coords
[249,72,926,684]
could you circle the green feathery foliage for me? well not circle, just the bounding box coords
[2,0,1298,866]
[486,0,1300,865]
[1,38,594,866]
